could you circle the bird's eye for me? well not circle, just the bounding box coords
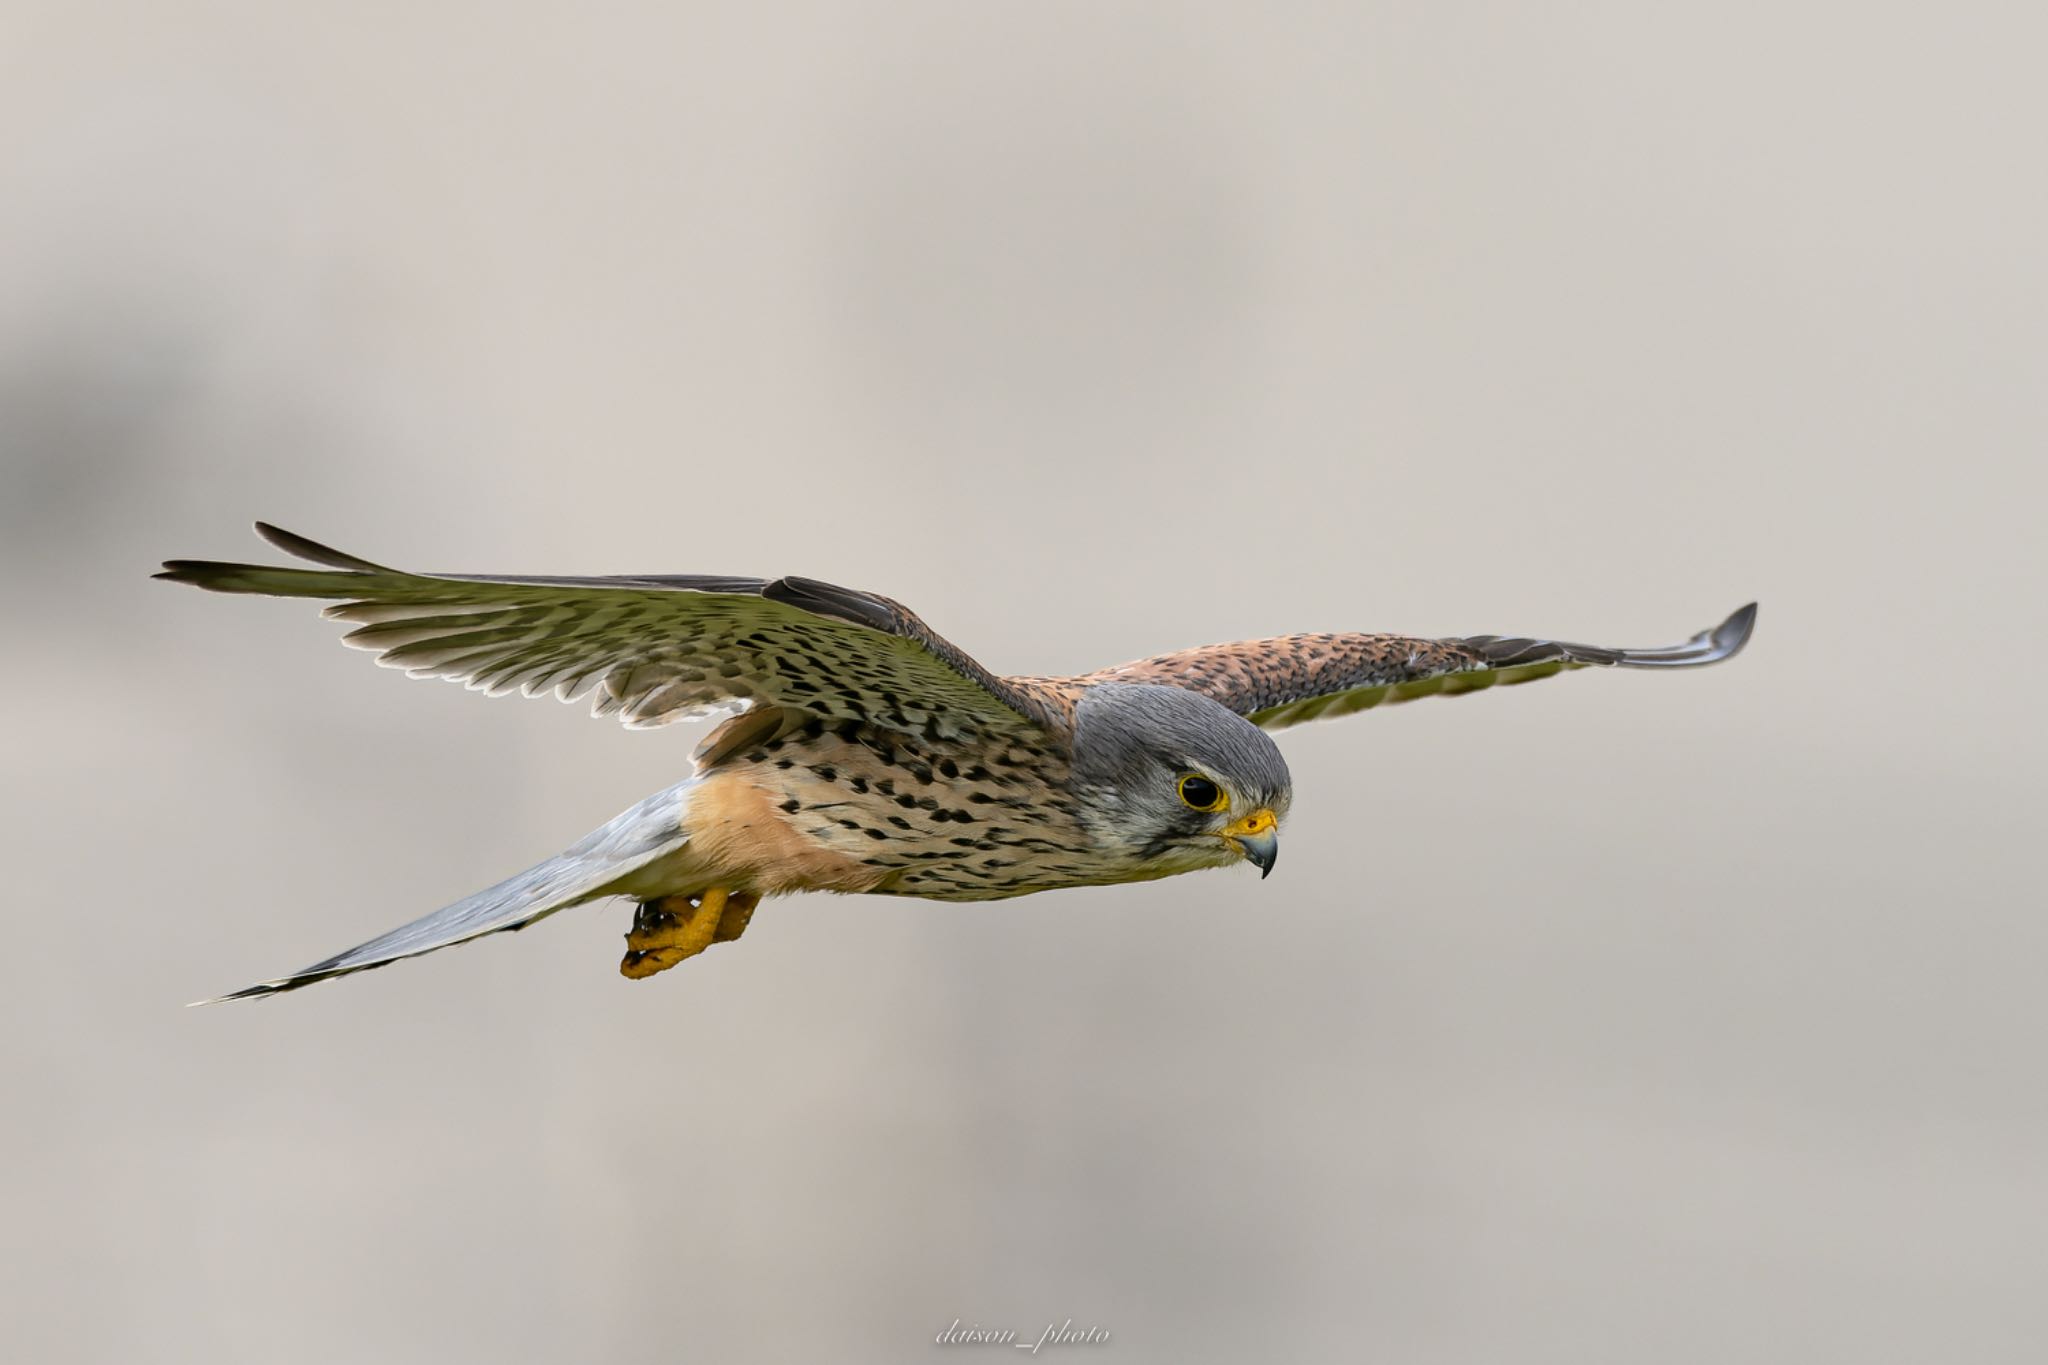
[1177,774,1226,813]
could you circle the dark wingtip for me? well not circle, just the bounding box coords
[154,559,244,589]
[252,522,387,571]
[1600,601,1759,668]
[157,525,393,593]
[1714,602,1759,658]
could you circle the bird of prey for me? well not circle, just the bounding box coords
[160,524,1755,1001]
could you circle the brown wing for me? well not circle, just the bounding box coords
[1056,604,1756,732]
[158,523,1067,741]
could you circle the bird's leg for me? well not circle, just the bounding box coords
[620,889,729,980]
[712,891,760,943]
[619,888,762,979]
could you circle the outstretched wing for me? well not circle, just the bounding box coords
[158,523,1065,741]
[1073,604,1756,732]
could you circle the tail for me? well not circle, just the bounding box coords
[195,779,697,1003]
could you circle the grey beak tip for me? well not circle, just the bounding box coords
[1225,830,1279,878]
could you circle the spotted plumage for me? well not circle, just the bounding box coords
[159,524,1755,999]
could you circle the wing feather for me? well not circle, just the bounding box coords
[158,523,1063,742]
[1077,604,1755,732]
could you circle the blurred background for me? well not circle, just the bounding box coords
[2,3,2043,1361]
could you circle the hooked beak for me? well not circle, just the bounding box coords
[1218,808,1280,879]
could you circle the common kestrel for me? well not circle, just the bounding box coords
[161,525,1755,1001]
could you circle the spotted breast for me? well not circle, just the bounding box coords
[684,716,1109,901]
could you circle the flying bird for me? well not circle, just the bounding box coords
[159,524,1755,1001]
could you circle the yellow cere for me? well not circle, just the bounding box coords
[1220,808,1277,839]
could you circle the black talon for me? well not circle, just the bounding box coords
[630,900,676,936]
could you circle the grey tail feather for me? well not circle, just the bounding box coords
[193,779,697,1004]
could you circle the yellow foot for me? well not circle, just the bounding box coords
[713,891,759,943]
[619,889,759,980]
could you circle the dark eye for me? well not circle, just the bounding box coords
[1177,774,1226,813]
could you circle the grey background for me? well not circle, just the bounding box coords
[3,4,2042,1362]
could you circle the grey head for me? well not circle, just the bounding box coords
[1069,682,1293,878]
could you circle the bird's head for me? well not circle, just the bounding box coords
[1070,683,1292,877]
